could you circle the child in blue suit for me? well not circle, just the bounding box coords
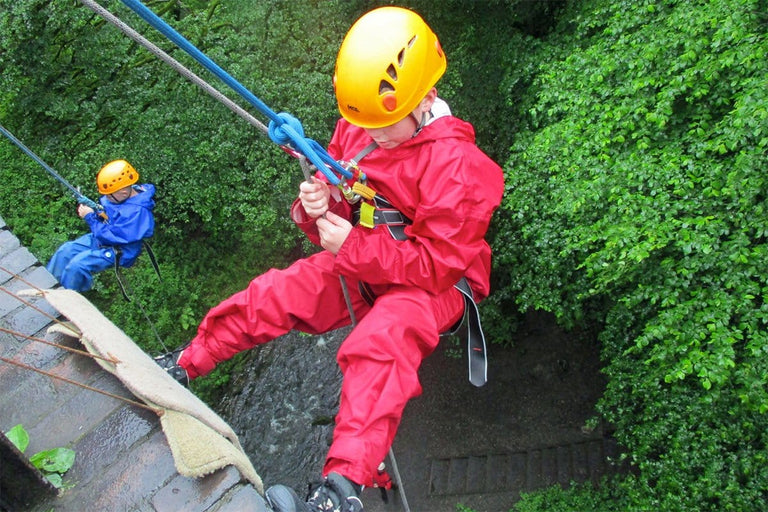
[47,160,155,292]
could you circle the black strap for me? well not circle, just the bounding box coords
[142,240,162,280]
[112,247,132,302]
[358,277,487,387]
[351,194,410,237]
[353,203,488,387]
[453,277,488,387]
[112,240,161,302]
[347,140,489,386]
[358,281,377,307]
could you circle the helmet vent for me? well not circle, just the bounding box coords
[379,80,395,94]
[386,63,398,81]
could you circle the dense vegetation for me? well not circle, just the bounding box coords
[1,0,766,510]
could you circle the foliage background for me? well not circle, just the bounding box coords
[1,0,766,510]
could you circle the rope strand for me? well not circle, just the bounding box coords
[338,274,411,511]
[0,326,117,365]
[112,0,354,183]
[78,0,269,136]
[0,356,162,414]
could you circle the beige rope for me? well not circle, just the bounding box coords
[78,0,269,135]
[0,356,162,414]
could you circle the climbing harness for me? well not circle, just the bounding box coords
[345,143,489,387]
[0,124,106,220]
[352,196,489,386]
[352,197,489,386]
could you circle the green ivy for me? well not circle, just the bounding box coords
[499,0,768,509]
[5,424,76,489]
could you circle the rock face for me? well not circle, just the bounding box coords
[218,328,349,494]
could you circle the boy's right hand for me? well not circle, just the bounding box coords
[298,180,331,219]
[77,204,94,219]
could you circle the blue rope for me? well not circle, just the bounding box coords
[0,124,104,213]
[120,0,356,186]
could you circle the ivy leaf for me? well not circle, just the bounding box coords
[44,472,63,489]
[29,447,76,474]
[4,424,29,454]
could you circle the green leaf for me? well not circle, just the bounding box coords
[5,424,29,453]
[44,472,63,489]
[29,447,76,474]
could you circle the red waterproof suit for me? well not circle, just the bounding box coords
[178,112,504,486]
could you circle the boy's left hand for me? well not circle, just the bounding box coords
[317,211,352,255]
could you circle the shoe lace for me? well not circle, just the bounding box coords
[153,349,189,387]
[306,478,363,512]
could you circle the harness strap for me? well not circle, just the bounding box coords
[112,248,132,302]
[342,140,488,386]
[112,240,161,302]
[351,195,410,235]
[142,241,162,280]
[354,202,489,387]
[453,277,488,387]
[349,142,378,169]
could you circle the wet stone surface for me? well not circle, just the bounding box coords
[0,217,270,512]
[217,329,349,495]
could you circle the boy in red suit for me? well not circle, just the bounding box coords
[169,7,504,511]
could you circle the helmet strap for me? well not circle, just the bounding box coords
[106,187,137,205]
[107,193,126,204]
[411,111,431,138]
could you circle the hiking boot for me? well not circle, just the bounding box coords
[153,345,189,387]
[265,484,306,512]
[266,472,364,512]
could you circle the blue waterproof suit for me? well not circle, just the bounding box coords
[47,184,156,291]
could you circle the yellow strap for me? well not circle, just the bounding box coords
[352,181,376,200]
[359,202,376,228]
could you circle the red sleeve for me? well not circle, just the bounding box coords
[290,120,354,246]
[333,146,503,296]
[291,193,352,247]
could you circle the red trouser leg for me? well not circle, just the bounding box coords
[178,251,367,378]
[323,284,464,486]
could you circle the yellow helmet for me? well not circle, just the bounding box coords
[97,160,139,194]
[333,6,447,129]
